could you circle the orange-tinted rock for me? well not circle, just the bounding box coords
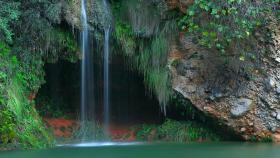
[44,118,77,138]
[166,0,194,13]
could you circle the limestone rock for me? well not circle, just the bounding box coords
[271,112,277,118]
[277,114,280,121]
[170,22,280,141]
[230,99,253,117]
[276,110,280,120]
[240,127,246,132]
[266,77,276,90]
[276,86,280,94]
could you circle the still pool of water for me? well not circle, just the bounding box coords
[1,142,280,158]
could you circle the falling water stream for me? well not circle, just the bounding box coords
[79,0,111,141]
[103,28,110,135]
[103,0,111,137]
[80,0,95,140]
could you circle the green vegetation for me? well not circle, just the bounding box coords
[112,0,177,106]
[0,0,278,149]
[0,42,53,149]
[0,0,79,149]
[16,53,45,93]
[44,28,79,63]
[0,1,20,42]
[133,119,220,142]
[249,135,273,143]
[178,0,279,58]
[113,0,279,107]
[135,35,171,106]
[7,78,54,149]
[36,96,66,118]
[0,108,15,145]
[0,42,17,145]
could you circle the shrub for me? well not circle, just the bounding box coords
[0,42,53,148]
[0,108,15,144]
[0,1,20,42]
[133,119,221,142]
[178,0,279,57]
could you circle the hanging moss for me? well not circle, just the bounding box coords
[44,28,79,63]
[112,0,178,106]
[135,35,171,106]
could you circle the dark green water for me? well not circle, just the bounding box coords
[1,142,280,158]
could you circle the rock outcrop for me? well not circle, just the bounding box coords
[64,0,112,31]
[169,21,280,141]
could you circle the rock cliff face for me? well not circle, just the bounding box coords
[169,20,280,141]
[64,0,111,31]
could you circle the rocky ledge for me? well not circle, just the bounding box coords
[169,21,280,141]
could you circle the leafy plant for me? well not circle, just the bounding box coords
[0,41,53,148]
[0,108,15,144]
[133,119,221,142]
[133,124,158,141]
[35,96,66,118]
[16,51,45,93]
[7,78,54,149]
[0,1,20,42]
[178,0,279,58]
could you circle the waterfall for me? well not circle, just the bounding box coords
[79,0,111,141]
[103,28,110,135]
[80,0,95,140]
[103,0,111,136]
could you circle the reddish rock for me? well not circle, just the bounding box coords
[44,118,77,138]
[109,124,136,141]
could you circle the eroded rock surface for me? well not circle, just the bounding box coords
[230,98,253,117]
[64,0,112,31]
[169,22,280,141]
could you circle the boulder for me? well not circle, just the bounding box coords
[230,99,253,117]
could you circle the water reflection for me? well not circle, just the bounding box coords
[1,143,280,158]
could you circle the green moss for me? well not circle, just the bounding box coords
[16,52,45,93]
[7,72,53,149]
[0,1,20,43]
[35,96,67,118]
[114,21,136,56]
[0,108,15,144]
[112,1,178,106]
[249,135,273,143]
[133,119,221,142]
[178,0,278,56]
[45,28,79,63]
[0,42,53,149]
